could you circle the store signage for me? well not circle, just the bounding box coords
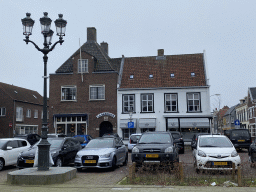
[96,112,115,118]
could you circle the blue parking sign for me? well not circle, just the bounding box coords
[128,122,134,128]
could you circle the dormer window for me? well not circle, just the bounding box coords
[170,73,175,78]
[191,72,195,77]
[14,91,18,94]
[130,75,134,79]
[149,74,153,78]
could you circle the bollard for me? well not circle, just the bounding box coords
[179,161,184,183]
[232,163,235,181]
[128,162,136,184]
[237,166,242,187]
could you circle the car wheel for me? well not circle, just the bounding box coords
[77,168,83,172]
[123,153,128,166]
[0,159,4,171]
[111,156,116,171]
[55,157,62,167]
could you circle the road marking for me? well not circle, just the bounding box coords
[111,188,131,191]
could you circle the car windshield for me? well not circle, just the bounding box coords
[199,137,233,147]
[0,140,7,148]
[86,139,114,148]
[139,133,171,144]
[231,130,250,138]
[31,139,63,148]
[130,135,141,142]
[171,133,180,139]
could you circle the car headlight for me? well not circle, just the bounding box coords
[100,153,111,158]
[231,150,238,157]
[75,153,82,158]
[132,147,139,153]
[198,150,206,157]
[165,146,173,153]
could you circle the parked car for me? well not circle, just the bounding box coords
[73,135,93,148]
[74,137,128,170]
[102,133,120,138]
[47,133,67,138]
[193,134,241,173]
[248,138,256,165]
[0,138,30,171]
[191,133,210,150]
[14,134,41,145]
[131,132,179,167]
[224,129,251,151]
[169,131,184,154]
[128,133,142,152]
[17,137,81,168]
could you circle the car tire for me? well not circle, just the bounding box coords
[111,156,116,171]
[77,168,83,172]
[55,157,63,167]
[0,159,4,171]
[123,153,128,166]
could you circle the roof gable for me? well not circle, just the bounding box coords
[0,82,43,105]
[120,53,207,89]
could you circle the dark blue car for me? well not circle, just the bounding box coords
[73,135,93,148]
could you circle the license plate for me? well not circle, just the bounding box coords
[25,160,34,164]
[238,140,245,142]
[213,162,227,166]
[84,160,96,163]
[146,154,159,158]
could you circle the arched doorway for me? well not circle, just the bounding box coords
[99,121,113,137]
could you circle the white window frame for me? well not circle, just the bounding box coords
[165,93,178,112]
[16,107,23,122]
[78,59,88,73]
[61,86,77,101]
[26,109,31,118]
[0,107,6,116]
[89,85,105,100]
[187,92,201,112]
[141,93,154,113]
[122,94,135,113]
[34,110,38,119]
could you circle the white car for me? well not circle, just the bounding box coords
[0,138,31,170]
[128,133,142,152]
[193,135,241,173]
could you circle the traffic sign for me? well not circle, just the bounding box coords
[128,122,134,128]
[234,119,240,129]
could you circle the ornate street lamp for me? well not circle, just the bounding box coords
[21,12,67,171]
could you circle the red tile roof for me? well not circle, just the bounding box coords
[120,53,207,89]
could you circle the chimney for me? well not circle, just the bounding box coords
[158,49,164,56]
[87,27,97,42]
[101,41,108,55]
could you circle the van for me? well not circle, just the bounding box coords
[224,129,251,151]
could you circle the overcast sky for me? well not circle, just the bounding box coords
[1,0,255,111]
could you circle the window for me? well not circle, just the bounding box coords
[26,109,31,118]
[0,107,6,116]
[122,94,135,113]
[149,74,153,78]
[61,86,77,101]
[191,72,195,77]
[130,75,134,79]
[170,73,175,78]
[34,110,38,118]
[78,59,88,73]
[90,85,105,100]
[141,94,154,112]
[16,107,23,122]
[187,93,200,112]
[122,128,136,140]
[165,93,178,112]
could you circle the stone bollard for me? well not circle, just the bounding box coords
[128,162,136,184]
[232,162,235,181]
[179,161,184,183]
[237,166,242,187]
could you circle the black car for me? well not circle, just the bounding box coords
[169,131,184,154]
[131,132,179,167]
[191,133,210,150]
[17,137,81,168]
[14,134,41,145]
[224,129,251,151]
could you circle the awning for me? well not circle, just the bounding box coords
[167,118,179,128]
[139,118,156,128]
[180,118,210,128]
[120,119,137,128]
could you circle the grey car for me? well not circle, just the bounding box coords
[74,137,128,171]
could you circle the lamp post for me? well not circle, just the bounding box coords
[21,12,67,171]
[211,94,221,134]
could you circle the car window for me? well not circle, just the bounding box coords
[199,137,233,147]
[139,133,172,144]
[171,133,180,139]
[130,135,141,142]
[86,139,114,148]
[48,139,63,148]
[231,130,250,138]
[7,140,19,148]
[18,140,28,147]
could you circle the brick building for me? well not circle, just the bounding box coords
[49,27,121,138]
[248,87,256,137]
[0,82,43,138]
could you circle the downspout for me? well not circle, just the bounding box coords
[13,100,16,137]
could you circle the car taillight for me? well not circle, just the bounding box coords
[129,139,131,144]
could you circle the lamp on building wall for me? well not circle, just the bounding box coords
[21,12,67,171]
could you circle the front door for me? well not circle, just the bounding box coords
[99,121,113,137]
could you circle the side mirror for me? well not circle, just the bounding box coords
[7,146,13,150]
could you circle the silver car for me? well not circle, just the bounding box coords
[74,137,128,170]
